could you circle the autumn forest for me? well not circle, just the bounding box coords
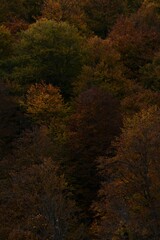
[0,0,160,239]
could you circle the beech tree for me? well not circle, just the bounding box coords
[11,19,86,96]
[121,85,160,116]
[109,3,160,81]
[92,106,160,240]
[140,51,160,91]
[0,82,28,158]
[0,0,26,23]
[0,26,13,79]
[24,82,66,124]
[84,0,127,38]
[23,82,68,155]
[74,36,129,98]
[0,0,44,23]
[1,1,160,239]
[66,87,122,218]
[0,26,13,59]
[41,0,88,33]
[8,158,85,240]
[126,0,144,13]
[0,125,86,240]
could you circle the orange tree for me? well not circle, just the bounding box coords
[91,106,160,240]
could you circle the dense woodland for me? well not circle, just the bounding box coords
[0,0,160,239]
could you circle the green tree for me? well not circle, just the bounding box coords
[11,19,86,97]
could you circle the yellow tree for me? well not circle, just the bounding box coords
[25,82,65,125]
[41,0,88,33]
[23,82,68,152]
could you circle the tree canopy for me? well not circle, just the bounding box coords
[11,19,86,96]
[1,1,160,239]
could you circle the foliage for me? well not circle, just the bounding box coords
[74,36,130,98]
[0,126,86,240]
[66,87,122,216]
[140,51,160,91]
[84,0,127,38]
[9,160,84,239]
[126,0,144,13]
[11,19,86,96]
[41,0,88,33]
[91,106,160,239]
[0,82,28,158]
[109,7,160,81]
[121,84,160,116]
[9,158,85,240]
[0,0,44,23]
[0,26,13,59]
[1,1,160,239]
[0,26,13,78]
[24,82,65,124]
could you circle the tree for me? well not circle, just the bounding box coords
[84,0,127,38]
[11,19,86,97]
[0,0,26,23]
[41,0,88,33]
[8,158,85,240]
[74,36,130,98]
[140,51,160,91]
[92,106,160,240]
[109,4,160,81]
[0,26,13,59]
[42,0,62,21]
[66,87,122,219]
[5,160,83,240]
[0,81,28,158]
[24,82,66,124]
[23,0,44,22]
[0,125,86,240]
[126,0,144,13]
[0,26,13,79]
[121,84,160,116]
[0,0,44,24]
[22,82,68,155]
